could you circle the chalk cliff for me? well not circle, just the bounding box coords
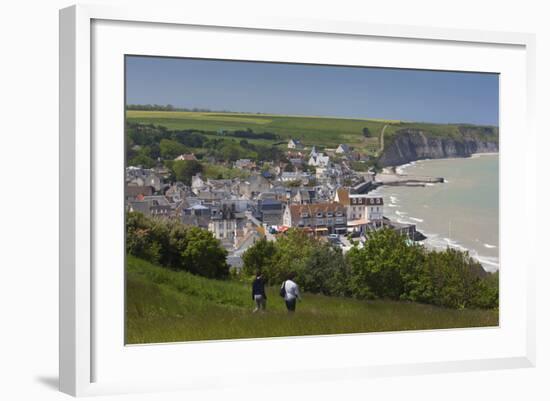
[378,128,499,167]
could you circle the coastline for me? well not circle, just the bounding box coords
[374,154,499,272]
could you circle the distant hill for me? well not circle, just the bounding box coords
[126,110,498,164]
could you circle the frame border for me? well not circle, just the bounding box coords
[59,4,536,396]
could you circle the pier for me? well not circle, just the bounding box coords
[375,173,444,187]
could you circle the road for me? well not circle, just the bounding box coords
[379,124,388,154]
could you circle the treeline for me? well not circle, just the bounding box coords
[224,128,279,141]
[127,104,229,113]
[242,229,498,310]
[126,212,229,279]
[126,122,285,169]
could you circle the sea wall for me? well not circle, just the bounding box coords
[378,129,499,167]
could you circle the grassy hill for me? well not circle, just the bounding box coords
[126,256,498,344]
[126,110,498,157]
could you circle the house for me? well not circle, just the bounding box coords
[174,153,197,161]
[292,189,316,205]
[164,184,186,202]
[128,196,172,218]
[308,153,331,168]
[181,204,211,229]
[287,138,303,149]
[288,158,304,168]
[280,171,311,184]
[310,146,318,158]
[255,199,284,225]
[234,159,257,170]
[258,187,290,202]
[282,202,347,235]
[125,184,154,201]
[238,174,272,198]
[126,167,162,192]
[334,188,384,224]
[336,144,350,154]
[191,174,207,193]
[208,205,239,247]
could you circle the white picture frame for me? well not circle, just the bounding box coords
[59,4,536,397]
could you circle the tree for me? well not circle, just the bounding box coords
[362,127,371,137]
[179,226,229,278]
[126,212,229,279]
[301,243,349,296]
[128,153,156,168]
[172,160,203,185]
[242,238,276,277]
[220,142,244,161]
[159,139,189,160]
[346,228,424,300]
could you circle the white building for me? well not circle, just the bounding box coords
[288,138,303,149]
[308,153,331,168]
[336,144,350,154]
[280,171,311,183]
[334,188,384,223]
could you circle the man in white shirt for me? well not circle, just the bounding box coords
[281,273,301,312]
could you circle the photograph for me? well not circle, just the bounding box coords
[124,56,500,344]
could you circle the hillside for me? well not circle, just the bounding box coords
[126,110,499,162]
[126,256,498,344]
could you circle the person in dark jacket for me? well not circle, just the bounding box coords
[252,271,267,312]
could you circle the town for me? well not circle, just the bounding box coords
[126,137,423,270]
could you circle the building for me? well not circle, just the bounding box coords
[292,189,316,205]
[287,138,303,149]
[308,153,331,168]
[282,202,347,235]
[255,199,283,225]
[234,159,257,170]
[125,184,154,201]
[334,188,384,224]
[238,174,271,199]
[310,146,318,158]
[336,144,350,154]
[208,205,238,244]
[191,174,207,193]
[280,171,311,184]
[181,204,211,228]
[126,167,162,192]
[174,153,197,161]
[128,196,172,218]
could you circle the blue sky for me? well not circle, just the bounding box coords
[126,56,499,126]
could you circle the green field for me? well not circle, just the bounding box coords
[126,110,498,156]
[126,110,393,152]
[126,256,498,344]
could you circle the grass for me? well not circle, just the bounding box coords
[126,256,499,344]
[126,110,498,156]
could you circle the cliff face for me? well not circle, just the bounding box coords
[378,129,498,167]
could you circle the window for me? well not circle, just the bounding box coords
[317,212,323,217]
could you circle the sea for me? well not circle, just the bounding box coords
[371,154,499,272]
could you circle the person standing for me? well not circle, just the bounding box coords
[252,271,267,312]
[280,273,301,312]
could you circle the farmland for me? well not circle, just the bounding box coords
[127,110,394,153]
[126,256,499,344]
[126,110,498,157]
